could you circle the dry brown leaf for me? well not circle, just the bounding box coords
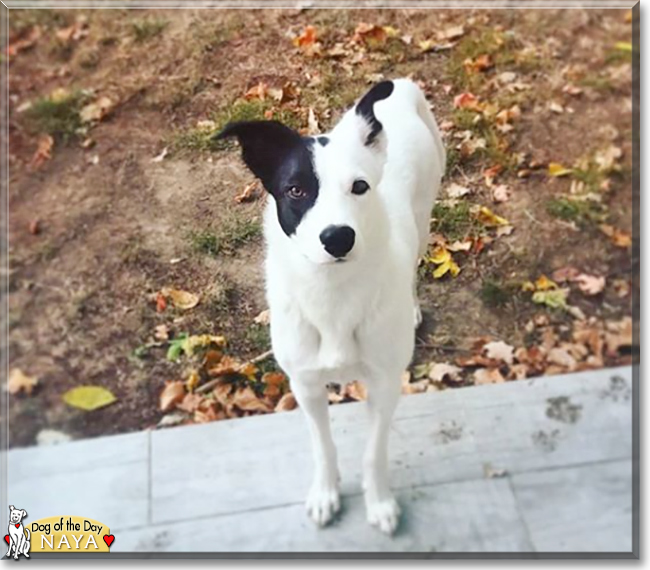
[232,386,272,412]
[80,96,114,123]
[474,368,506,385]
[159,381,185,412]
[353,23,388,46]
[605,317,633,354]
[154,324,169,341]
[176,393,203,413]
[483,341,515,365]
[551,266,581,283]
[575,273,606,296]
[547,347,577,370]
[343,380,367,401]
[445,182,471,199]
[599,224,632,248]
[234,181,259,203]
[207,355,241,377]
[275,392,297,412]
[7,368,38,395]
[491,184,511,203]
[212,382,234,406]
[245,81,269,101]
[253,309,270,326]
[437,25,465,41]
[429,363,462,383]
[161,287,200,310]
[29,134,54,170]
[453,92,481,111]
[28,219,41,235]
[7,26,41,57]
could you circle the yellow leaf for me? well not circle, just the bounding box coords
[63,386,116,411]
[7,368,38,395]
[475,206,509,227]
[521,281,536,292]
[615,41,632,52]
[185,369,200,392]
[184,334,226,356]
[433,257,460,279]
[532,289,569,310]
[162,288,200,310]
[429,246,451,265]
[548,162,573,177]
[534,274,558,291]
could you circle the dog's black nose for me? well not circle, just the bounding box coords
[319,225,356,258]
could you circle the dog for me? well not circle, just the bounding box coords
[218,78,445,534]
[6,506,30,560]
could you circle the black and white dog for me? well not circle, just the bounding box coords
[219,79,445,534]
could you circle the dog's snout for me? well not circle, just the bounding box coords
[319,225,356,258]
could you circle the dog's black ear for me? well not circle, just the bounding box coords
[355,80,394,146]
[9,505,13,511]
[216,121,303,190]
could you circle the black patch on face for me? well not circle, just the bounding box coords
[317,136,330,147]
[217,120,319,236]
[355,80,394,146]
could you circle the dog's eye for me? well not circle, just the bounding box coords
[286,186,305,199]
[351,180,370,195]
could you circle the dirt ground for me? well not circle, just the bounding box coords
[6,8,636,447]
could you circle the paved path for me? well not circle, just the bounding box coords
[4,366,634,555]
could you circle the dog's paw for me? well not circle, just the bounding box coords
[366,495,401,535]
[306,483,341,527]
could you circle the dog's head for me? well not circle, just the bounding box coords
[8,506,27,525]
[218,81,394,264]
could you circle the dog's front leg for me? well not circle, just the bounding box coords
[363,377,401,535]
[291,377,341,526]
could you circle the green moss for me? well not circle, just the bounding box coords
[480,278,513,308]
[546,197,607,226]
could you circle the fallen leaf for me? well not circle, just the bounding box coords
[547,347,577,370]
[475,206,509,227]
[604,317,633,354]
[343,380,367,401]
[548,162,573,177]
[28,219,41,235]
[7,368,38,395]
[151,147,169,162]
[599,224,632,248]
[535,275,559,291]
[63,385,116,411]
[615,41,632,52]
[594,145,622,173]
[212,382,234,406]
[532,288,569,310]
[80,96,114,123]
[575,273,606,296]
[261,371,286,398]
[207,354,241,377]
[447,239,473,252]
[353,23,388,47]
[437,25,465,41]
[161,287,200,310]
[549,101,564,114]
[176,392,203,413]
[6,26,41,57]
[562,83,583,96]
[29,134,54,170]
[275,392,297,412]
[474,368,506,385]
[154,324,170,341]
[483,341,514,365]
[159,381,185,412]
[491,184,511,203]
[453,92,481,111]
[156,292,167,313]
[464,53,493,73]
[293,25,317,48]
[612,279,630,297]
[234,181,259,204]
[232,386,272,412]
[429,246,460,279]
[307,107,320,135]
[157,412,186,428]
[254,309,271,326]
[551,266,580,283]
[185,369,200,392]
[445,182,472,198]
[429,362,462,383]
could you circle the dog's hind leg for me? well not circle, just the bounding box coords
[363,376,401,535]
[291,377,341,527]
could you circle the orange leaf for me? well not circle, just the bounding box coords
[159,381,185,412]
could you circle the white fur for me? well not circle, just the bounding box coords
[264,79,445,534]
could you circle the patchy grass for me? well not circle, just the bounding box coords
[244,324,271,353]
[131,17,168,42]
[24,90,87,141]
[431,201,481,241]
[172,98,303,153]
[189,217,262,256]
[546,196,607,226]
[481,278,515,308]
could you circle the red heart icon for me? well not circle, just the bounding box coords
[4,535,9,544]
[103,535,115,547]
[15,524,19,528]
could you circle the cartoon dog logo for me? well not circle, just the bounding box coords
[5,506,30,560]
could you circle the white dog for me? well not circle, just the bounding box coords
[219,78,445,534]
[7,506,30,560]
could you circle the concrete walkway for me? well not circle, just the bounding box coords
[4,366,635,555]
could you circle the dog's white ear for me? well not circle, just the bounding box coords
[354,80,394,147]
[215,121,303,191]
[21,510,27,518]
